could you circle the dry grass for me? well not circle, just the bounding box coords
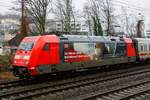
[0,72,16,80]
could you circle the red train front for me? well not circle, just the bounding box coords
[12,35,60,78]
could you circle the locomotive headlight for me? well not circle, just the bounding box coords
[14,60,17,63]
[24,55,30,60]
[14,55,20,59]
[29,67,35,70]
[24,61,29,65]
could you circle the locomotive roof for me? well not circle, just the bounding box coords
[22,36,41,42]
[60,35,124,43]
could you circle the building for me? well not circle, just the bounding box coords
[46,19,58,32]
[0,33,4,54]
[145,17,150,38]
[0,15,19,55]
[45,19,89,35]
[145,25,150,37]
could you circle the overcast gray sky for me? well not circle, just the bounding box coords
[0,0,150,17]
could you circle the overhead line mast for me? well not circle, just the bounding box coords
[20,0,28,41]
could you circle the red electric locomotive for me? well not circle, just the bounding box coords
[12,35,137,78]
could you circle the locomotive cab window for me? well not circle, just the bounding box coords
[43,43,50,51]
[19,42,34,51]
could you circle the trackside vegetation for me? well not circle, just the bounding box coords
[0,54,11,72]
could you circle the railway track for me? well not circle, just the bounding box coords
[1,65,150,100]
[77,80,150,100]
[0,64,147,91]
[0,78,50,90]
[0,79,23,89]
[45,72,150,100]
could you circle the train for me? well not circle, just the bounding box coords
[11,34,150,78]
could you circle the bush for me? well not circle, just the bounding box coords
[0,54,11,72]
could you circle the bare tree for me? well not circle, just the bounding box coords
[26,0,52,34]
[84,0,103,36]
[121,7,136,36]
[11,0,52,35]
[83,5,92,35]
[127,14,138,37]
[84,0,114,36]
[104,0,114,35]
[98,0,115,35]
[8,0,28,44]
[10,0,22,14]
[52,0,75,33]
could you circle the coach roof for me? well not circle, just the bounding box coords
[60,35,124,43]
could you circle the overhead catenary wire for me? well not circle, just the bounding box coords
[113,0,150,11]
[0,1,16,9]
[112,0,150,13]
[0,4,11,8]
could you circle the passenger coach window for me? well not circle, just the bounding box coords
[141,45,144,52]
[43,43,50,51]
[144,45,147,51]
[115,43,126,56]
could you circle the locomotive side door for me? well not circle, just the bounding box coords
[49,43,60,64]
[38,42,60,65]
